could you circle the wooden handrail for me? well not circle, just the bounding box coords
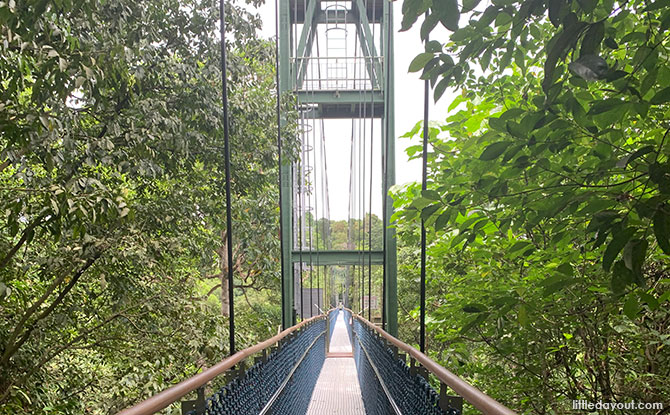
[117,314,327,415]
[347,309,517,415]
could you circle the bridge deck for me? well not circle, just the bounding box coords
[306,313,365,415]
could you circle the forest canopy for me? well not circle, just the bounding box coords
[394,0,670,412]
[0,0,296,412]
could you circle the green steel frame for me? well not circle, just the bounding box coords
[278,0,397,335]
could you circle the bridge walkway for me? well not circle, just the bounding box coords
[306,312,365,415]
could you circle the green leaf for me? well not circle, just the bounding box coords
[580,22,604,57]
[639,292,659,311]
[623,295,639,320]
[543,22,588,92]
[611,260,633,294]
[644,0,670,11]
[462,303,485,313]
[421,203,441,221]
[616,145,654,168]
[434,76,451,102]
[426,40,443,53]
[604,37,618,49]
[518,304,529,327]
[434,0,459,31]
[409,52,434,72]
[588,98,626,115]
[461,0,481,13]
[510,240,533,253]
[650,86,670,104]
[434,210,452,230]
[479,141,511,160]
[652,207,670,254]
[448,94,466,111]
[488,117,507,132]
[576,0,597,12]
[557,263,573,275]
[422,189,441,200]
[602,228,635,271]
[543,277,576,296]
[495,12,512,27]
[548,0,565,27]
[623,238,648,285]
[460,312,489,334]
[421,14,440,41]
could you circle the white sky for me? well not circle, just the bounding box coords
[251,0,455,220]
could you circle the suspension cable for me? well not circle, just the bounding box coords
[297,116,304,320]
[219,0,235,355]
[305,0,314,318]
[367,0,376,323]
[294,0,304,321]
[348,30,360,311]
[358,53,366,315]
[274,0,286,330]
[381,0,391,331]
[314,35,325,310]
[420,24,429,354]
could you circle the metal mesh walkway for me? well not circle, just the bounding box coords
[306,312,365,414]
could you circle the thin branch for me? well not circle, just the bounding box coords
[0,252,102,367]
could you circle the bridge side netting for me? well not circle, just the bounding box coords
[202,318,326,415]
[342,308,353,344]
[352,319,460,415]
[328,308,340,343]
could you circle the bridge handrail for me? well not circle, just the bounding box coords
[347,309,517,415]
[117,313,327,415]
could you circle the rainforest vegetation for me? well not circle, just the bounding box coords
[395,0,670,413]
[0,0,298,411]
[1,0,669,413]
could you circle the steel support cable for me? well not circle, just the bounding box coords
[296,113,305,320]
[319,120,330,308]
[310,34,326,307]
[274,0,286,330]
[367,0,377,323]
[420,25,429,354]
[306,47,313,319]
[305,0,314,319]
[352,29,361,312]
[380,1,391,331]
[313,116,324,312]
[310,40,320,311]
[358,46,366,315]
[346,119,356,307]
[350,31,360,310]
[219,0,236,355]
[293,0,303,321]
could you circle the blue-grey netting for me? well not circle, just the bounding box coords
[352,319,460,415]
[202,318,326,415]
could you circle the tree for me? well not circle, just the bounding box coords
[0,0,295,412]
[394,0,670,412]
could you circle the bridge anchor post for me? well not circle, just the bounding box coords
[439,383,464,414]
[180,386,206,415]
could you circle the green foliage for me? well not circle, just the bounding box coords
[396,0,670,412]
[0,0,295,412]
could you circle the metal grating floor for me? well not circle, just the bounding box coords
[305,313,366,414]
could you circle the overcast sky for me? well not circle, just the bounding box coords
[250,1,454,220]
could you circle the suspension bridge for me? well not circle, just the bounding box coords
[118,0,516,413]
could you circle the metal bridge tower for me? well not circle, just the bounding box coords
[278,0,397,335]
